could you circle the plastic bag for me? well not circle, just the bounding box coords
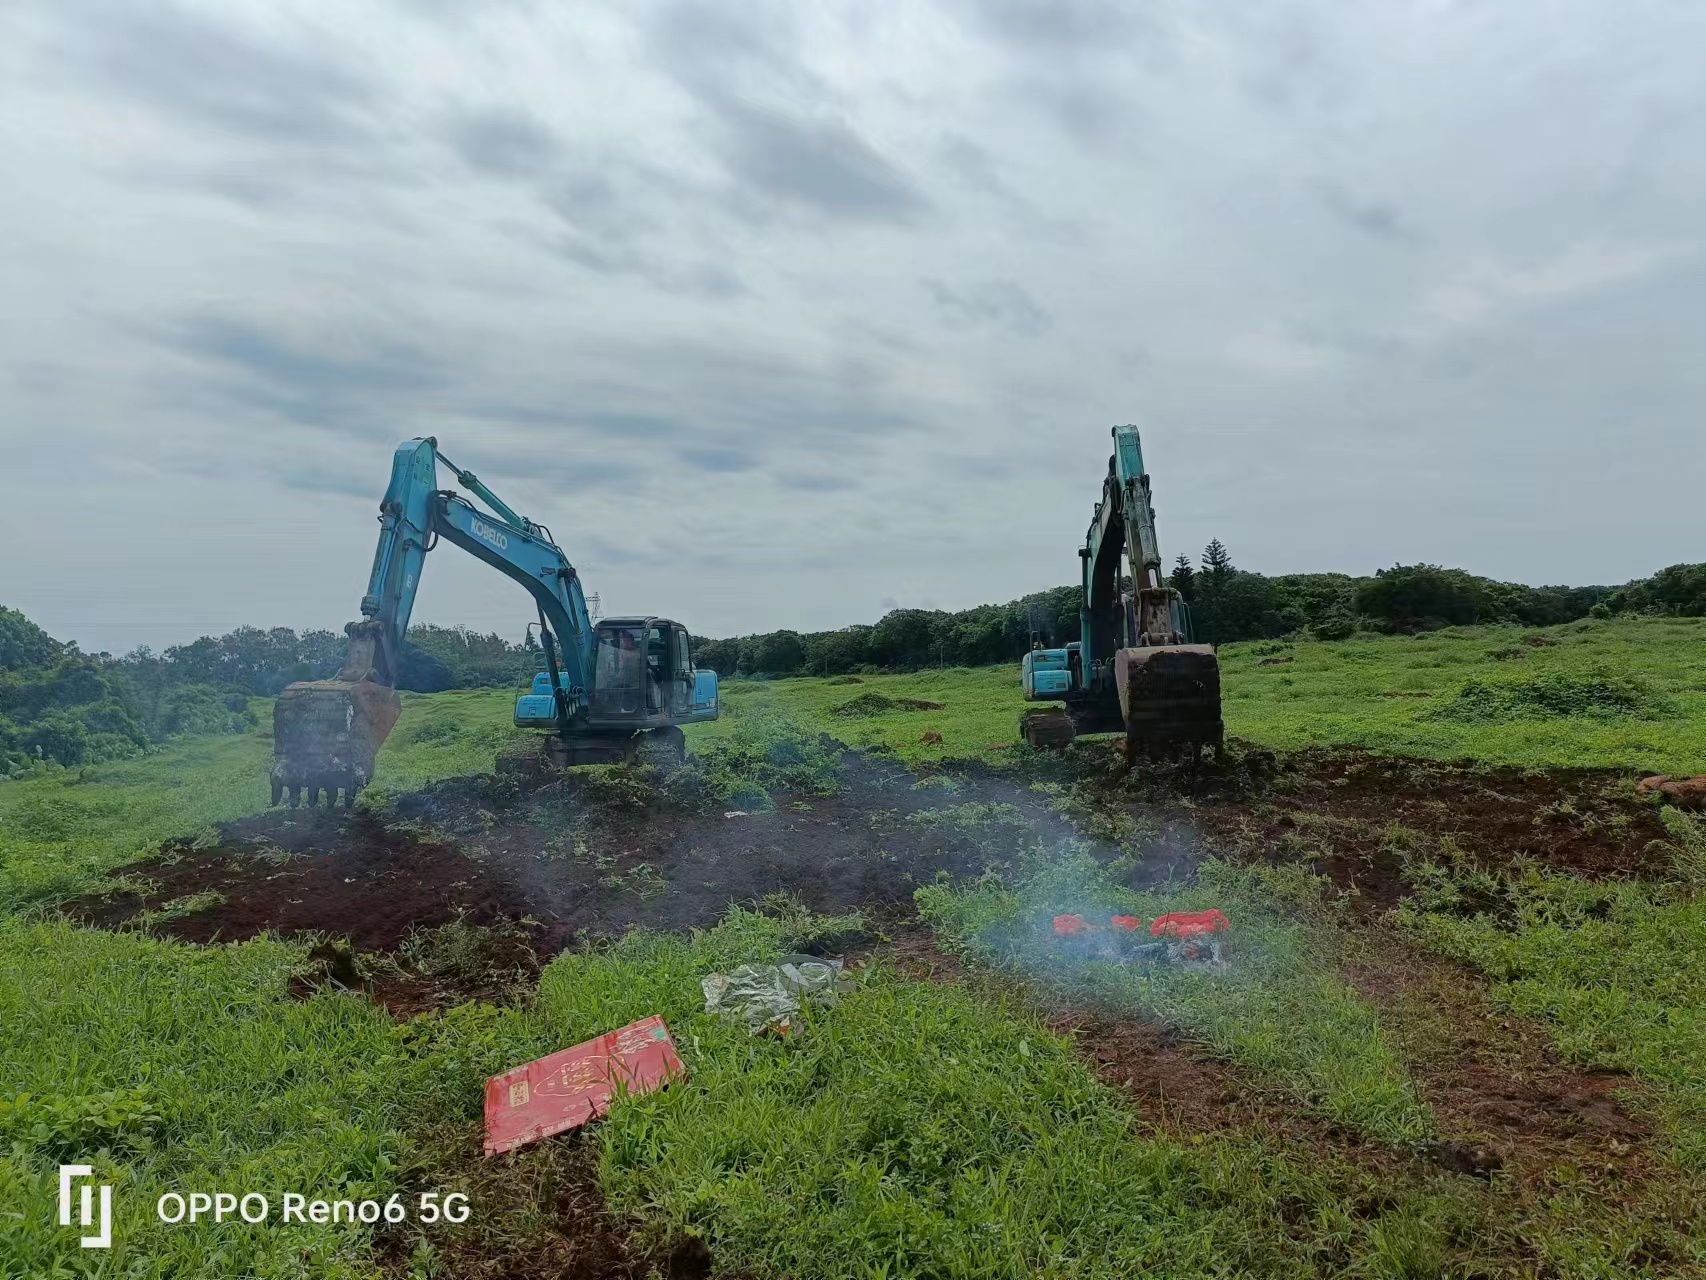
[701,954,850,1033]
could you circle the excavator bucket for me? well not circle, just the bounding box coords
[271,679,401,808]
[1114,644,1224,757]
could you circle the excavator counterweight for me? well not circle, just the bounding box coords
[1019,425,1224,759]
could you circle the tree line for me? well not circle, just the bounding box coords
[691,545,1703,677]
[0,615,535,775]
[3,549,1700,771]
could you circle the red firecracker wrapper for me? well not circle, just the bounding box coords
[1052,914,1091,937]
[483,1015,683,1157]
[1108,915,1143,932]
[1149,909,1231,939]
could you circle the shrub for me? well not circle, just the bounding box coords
[156,685,256,738]
[1431,672,1676,723]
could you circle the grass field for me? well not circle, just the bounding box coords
[2,615,1704,1276]
[1217,616,1706,773]
[710,614,1705,773]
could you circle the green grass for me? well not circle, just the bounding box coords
[703,667,1029,767]
[918,855,1435,1146]
[0,905,1476,1279]
[0,693,529,912]
[491,910,1479,1280]
[1216,616,1706,772]
[0,920,413,1277]
[1400,811,1706,1170]
[703,615,1706,774]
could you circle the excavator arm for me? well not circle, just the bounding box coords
[271,437,596,806]
[1083,426,1191,651]
[1022,425,1223,758]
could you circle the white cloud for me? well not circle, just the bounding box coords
[1414,241,1687,338]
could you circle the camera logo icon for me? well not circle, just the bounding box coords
[58,1165,112,1249]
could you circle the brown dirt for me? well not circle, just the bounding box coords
[1339,937,1652,1177]
[1178,746,1673,910]
[64,752,1102,1009]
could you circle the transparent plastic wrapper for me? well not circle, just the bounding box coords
[701,954,852,1033]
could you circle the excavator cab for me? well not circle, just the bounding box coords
[515,616,718,730]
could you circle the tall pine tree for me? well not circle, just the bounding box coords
[1170,554,1197,601]
[1202,538,1233,581]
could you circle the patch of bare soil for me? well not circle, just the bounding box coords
[62,752,1106,1002]
[1340,938,1651,1175]
[1098,743,1673,910]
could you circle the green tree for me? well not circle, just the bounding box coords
[1605,563,1706,617]
[1193,571,1283,644]
[1202,539,1233,582]
[748,630,806,675]
[1170,555,1197,602]
[1354,565,1487,630]
[0,606,62,671]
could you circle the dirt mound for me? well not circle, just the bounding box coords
[1637,774,1706,810]
[832,692,944,716]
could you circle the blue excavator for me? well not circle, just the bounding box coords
[1019,425,1223,757]
[270,438,719,807]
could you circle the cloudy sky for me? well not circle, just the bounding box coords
[2,0,1703,655]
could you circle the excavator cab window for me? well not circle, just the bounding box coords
[592,624,647,717]
[645,626,667,711]
[671,626,694,713]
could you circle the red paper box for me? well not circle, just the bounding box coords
[483,1014,684,1157]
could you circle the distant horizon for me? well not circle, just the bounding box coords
[14,552,1686,658]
